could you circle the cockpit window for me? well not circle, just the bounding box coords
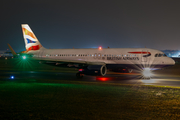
[155,53,167,57]
[163,54,167,57]
[158,54,162,57]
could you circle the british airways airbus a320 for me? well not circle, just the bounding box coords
[21,24,175,79]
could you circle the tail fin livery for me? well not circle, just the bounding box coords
[21,24,44,51]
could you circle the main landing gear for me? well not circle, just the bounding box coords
[142,76,151,79]
[76,72,84,78]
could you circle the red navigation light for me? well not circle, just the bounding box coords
[99,47,102,50]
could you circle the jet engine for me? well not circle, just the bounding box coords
[77,64,107,78]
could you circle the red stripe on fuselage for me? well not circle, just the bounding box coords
[128,52,151,54]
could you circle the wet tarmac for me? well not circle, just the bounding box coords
[1,68,180,87]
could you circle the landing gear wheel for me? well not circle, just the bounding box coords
[142,76,151,79]
[76,72,84,78]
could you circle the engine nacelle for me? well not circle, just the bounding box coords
[81,65,107,76]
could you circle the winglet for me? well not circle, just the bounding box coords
[7,43,17,56]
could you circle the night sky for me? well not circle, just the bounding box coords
[1,0,180,52]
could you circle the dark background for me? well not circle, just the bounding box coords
[1,0,180,52]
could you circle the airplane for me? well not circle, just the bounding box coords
[21,24,175,79]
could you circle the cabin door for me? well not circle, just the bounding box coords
[141,51,147,62]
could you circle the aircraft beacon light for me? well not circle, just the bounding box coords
[99,47,102,50]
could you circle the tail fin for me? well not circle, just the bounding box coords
[7,43,17,56]
[21,24,44,51]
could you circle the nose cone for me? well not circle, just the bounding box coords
[169,57,175,66]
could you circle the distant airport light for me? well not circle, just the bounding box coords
[99,47,102,50]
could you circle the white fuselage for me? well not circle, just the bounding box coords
[27,47,175,70]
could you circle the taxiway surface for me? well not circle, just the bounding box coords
[1,68,180,87]
[1,57,180,87]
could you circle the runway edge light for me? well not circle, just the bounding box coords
[10,76,14,79]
